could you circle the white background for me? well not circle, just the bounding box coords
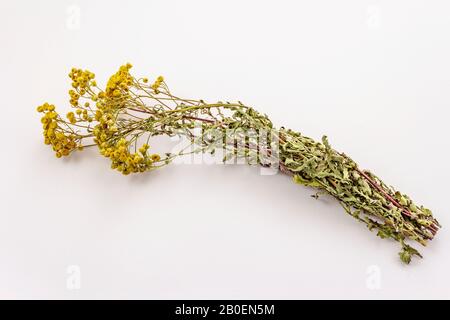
[1,0,449,299]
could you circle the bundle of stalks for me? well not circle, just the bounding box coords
[37,64,440,263]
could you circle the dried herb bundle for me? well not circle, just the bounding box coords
[37,64,440,264]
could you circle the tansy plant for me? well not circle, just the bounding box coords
[37,63,440,264]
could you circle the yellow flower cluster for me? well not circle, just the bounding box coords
[37,68,99,158]
[68,89,80,107]
[98,139,157,175]
[93,106,159,175]
[90,64,162,174]
[69,68,96,91]
[66,109,93,124]
[38,63,162,174]
[66,111,76,124]
[92,113,113,144]
[38,103,80,158]
[68,68,97,108]
[105,63,133,98]
[151,76,164,93]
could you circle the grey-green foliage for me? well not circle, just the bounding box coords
[124,92,441,264]
[279,128,439,264]
[193,106,440,263]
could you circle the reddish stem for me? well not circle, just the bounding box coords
[357,168,438,236]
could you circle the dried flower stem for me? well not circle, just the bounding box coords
[36,63,440,264]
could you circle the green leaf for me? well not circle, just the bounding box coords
[399,249,412,264]
[284,157,297,166]
[343,167,349,180]
[377,229,392,239]
[293,174,322,188]
[399,196,408,206]
[399,244,422,264]
[321,135,331,150]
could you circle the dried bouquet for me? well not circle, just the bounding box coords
[37,63,440,264]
